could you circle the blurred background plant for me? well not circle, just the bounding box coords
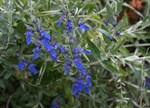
[0,0,150,108]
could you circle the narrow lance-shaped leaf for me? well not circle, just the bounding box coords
[106,3,114,23]
[101,60,124,75]
[112,38,127,53]
[86,37,101,59]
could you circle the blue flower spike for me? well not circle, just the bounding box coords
[72,77,91,98]
[65,19,73,37]
[18,15,92,98]
[72,79,84,98]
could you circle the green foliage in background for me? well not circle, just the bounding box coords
[0,0,150,108]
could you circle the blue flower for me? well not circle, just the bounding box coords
[72,79,85,98]
[52,97,61,108]
[17,60,27,70]
[32,47,40,60]
[145,77,150,88]
[26,35,32,45]
[66,19,72,27]
[53,43,60,49]
[73,47,81,54]
[41,39,51,51]
[79,22,89,31]
[65,20,73,37]
[73,47,91,55]
[64,61,71,75]
[72,77,91,98]
[70,9,75,13]
[72,83,79,95]
[113,19,117,27]
[109,35,114,41]
[66,27,73,37]
[76,80,85,91]
[72,74,92,97]
[57,16,64,27]
[73,57,85,75]
[52,101,59,108]
[36,25,41,31]
[86,75,92,87]
[49,49,57,61]
[25,31,34,45]
[13,38,17,43]
[28,63,38,74]
[104,19,109,25]
[116,30,121,35]
[63,11,68,15]
[59,46,67,54]
[40,30,51,40]
[55,44,67,54]
[18,60,38,74]
[33,19,37,23]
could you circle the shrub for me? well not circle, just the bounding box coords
[0,0,150,107]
